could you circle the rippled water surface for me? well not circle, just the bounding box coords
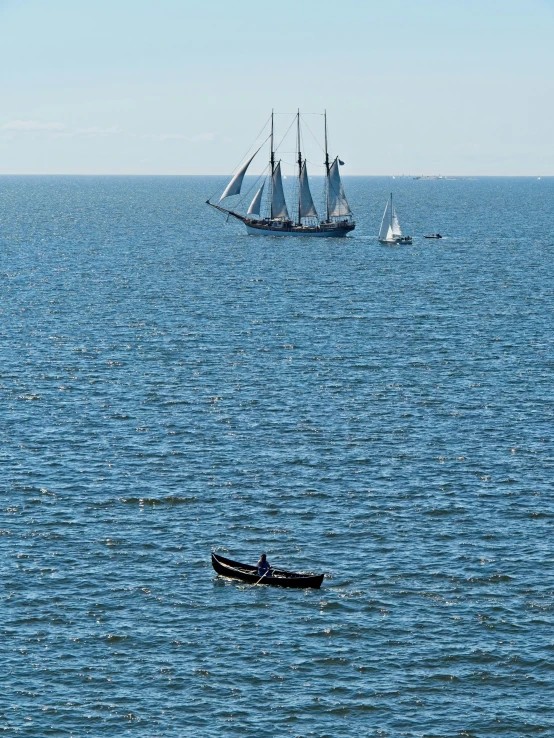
[1,176,553,737]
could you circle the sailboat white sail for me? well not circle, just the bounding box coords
[378,198,392,241]
[392,211,402,238]
[207,110,355,237]
[378,193,412,244]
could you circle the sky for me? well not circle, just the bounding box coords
[1,0,553,175]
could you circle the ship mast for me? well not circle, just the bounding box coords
[324,109,330,222]
[270,109,275,175]
[297,109,302,226]
[269,109,275,220]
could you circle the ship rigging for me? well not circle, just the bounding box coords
[206,110,355,237]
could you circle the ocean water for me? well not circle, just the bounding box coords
[1,175,553,737]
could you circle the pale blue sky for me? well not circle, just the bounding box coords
[1,0,553,174]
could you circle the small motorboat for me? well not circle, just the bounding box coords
[424,233,443,239]
[211,552,324,589]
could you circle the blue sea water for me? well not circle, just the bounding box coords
[1,175,553,737]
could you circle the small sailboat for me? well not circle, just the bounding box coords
[378,193,412,244]
[206,110,355,237]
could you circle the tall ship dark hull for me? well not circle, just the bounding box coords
[245,219,355,237]
[207,110,355,238]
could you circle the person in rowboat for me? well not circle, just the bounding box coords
[257,553,271,576]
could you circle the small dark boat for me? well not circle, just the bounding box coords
[211,552,324,589]
[424,233,443,239]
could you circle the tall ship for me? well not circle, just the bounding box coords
[207,111,355,237]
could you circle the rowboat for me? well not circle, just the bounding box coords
[211,552,324,589]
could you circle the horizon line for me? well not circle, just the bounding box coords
[0,173,552,178]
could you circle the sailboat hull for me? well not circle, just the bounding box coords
[379,236,412,244]
[245,221,355,238]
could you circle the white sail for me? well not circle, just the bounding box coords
[327,157,352,218]
[271,162,289,219]
[299,161,317,218]
[392,209,402,237]
[219,147,260,202]
[378,198,392,241]
[247,183,264,216]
